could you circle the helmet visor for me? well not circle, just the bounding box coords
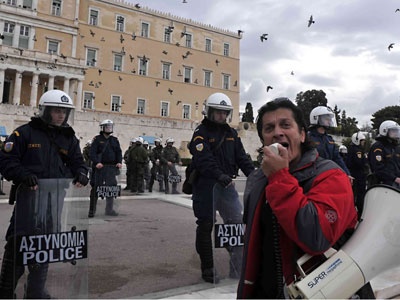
[102,124,113,133]
[318,114,337,127]
[388,127,400,139]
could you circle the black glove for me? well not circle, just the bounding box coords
[217,174,232,188]
[23,175,38,187]
[73,172,89,186]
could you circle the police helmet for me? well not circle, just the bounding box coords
[351,132,366,146]
[38,90,74,126]
[166,138,174,145]
[379,120,400,140]
[100,119,114,134]
[204,92,233,123]
[309,106,337,128]
[339,145,348,154]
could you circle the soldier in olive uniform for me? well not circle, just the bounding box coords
[161,138,182,194]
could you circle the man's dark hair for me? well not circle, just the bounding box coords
[256,97,313,153]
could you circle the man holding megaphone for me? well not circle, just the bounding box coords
[237,98,376,299]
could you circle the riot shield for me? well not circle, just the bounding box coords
[11,178,88,299]
[92,165,121,216]
[213,182,244,285]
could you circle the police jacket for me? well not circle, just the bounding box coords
[90,133,122,166]
[368,137,398,185]
[161,146,181,164]
[189,118,254,181]
[0,117,87,183]
[150,145,163,164]
[308,127,350,175]
[346,143,368,179]
[237,148,357,299]
[128,145,148,164]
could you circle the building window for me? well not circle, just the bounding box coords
[184,67,192,83]
[161,102,169,117]
[223,43,230,56]
[205,38,212,52]
[116,15,125,32]
[139,57,147,75]
[114,53,123,71]
[23,0,33,9]
[204,70,212,87]
[183,104,190,119]
[51,0,61,16]
[6,0,16,5]
[223,74,230,90]
[137,98,145,114]
[141,22,149,38]
[185,33,192,48]
[86,48,97,66]
[111,95,121,112]
[162,63,170,80]
[48,40,59,54]
[89,9,98,26]
[19,25,29,49]
[3,22,14,46]
[164,27,171,43]
[83,92,94,109]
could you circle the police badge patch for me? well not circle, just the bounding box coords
[4,142,13,152]
[196,143,204,152]
[376,155,382,162]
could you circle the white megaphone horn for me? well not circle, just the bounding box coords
[287,185,400,299]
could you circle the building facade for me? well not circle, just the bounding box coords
[0,0,242,135]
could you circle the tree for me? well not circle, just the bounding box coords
[370,105,400,132]
[241,102,254,123]
[295,90,328,127]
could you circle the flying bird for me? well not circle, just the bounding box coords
[131,32,137,40]
[120,34,124,43]
[118,76,123,81]
[182,0,187,3]
[291,71,295,75]
[396,8,400,12]
[100,37,105,42]
[388,43,395,51]
[104,102,108,106]
[176,100,182,105]
[129,54,134,62]
[98,69,102,76]
[155,81,160,87]
[260,33,268,42]
[60,53,67,59]
[162,50,168,55]
[266,85,273,92]
[308,15,315,27]
[168,88,173,95]
[90,29,95,37]
[0,33,4,40]
[134,3,140,9]
[238,30,243,37]
[215,59,220,65]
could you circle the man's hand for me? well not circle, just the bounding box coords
[73,172,89,187]
[217,174,232,188]
[23,174,39,190]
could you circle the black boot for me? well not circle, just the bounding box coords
[196,221,219,284]
[25,264,50,299]
[105,198,118,216]
[0,241,24,299]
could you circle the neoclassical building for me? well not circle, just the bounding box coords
[0,0,242,133]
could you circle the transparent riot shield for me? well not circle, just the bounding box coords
[213,182,244,285]
[11,178,88,299]
[93,165,121,216]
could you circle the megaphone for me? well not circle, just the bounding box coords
[287,185,400,299]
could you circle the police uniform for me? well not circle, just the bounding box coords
[127,143,148,193]
[368,137,398,185]
[308,127,350,175]
[189,117,254,281]
[0,116,88,298]
[149,144,164,192]
[160,144,181,194]
[89,133,122,216]
[346,143,368,217]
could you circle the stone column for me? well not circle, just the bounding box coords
[0,69,4,103]
[63,76,70,94]
[75,79,83,111]
[13,71,22,105]
[48,75,54,90]
[30,73,39,107]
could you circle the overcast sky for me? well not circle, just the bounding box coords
[130,0,400,127]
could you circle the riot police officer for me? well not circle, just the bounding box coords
[189,92,254,283]
[127,137,148,194]
[88,119,122,217]
[368,120,400,186]
[148,138,164,192]
[161,138,182,194]
[347,132,369,218]
[0,90,89,298]
[142,140,151,190]
[308,106,351,177]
